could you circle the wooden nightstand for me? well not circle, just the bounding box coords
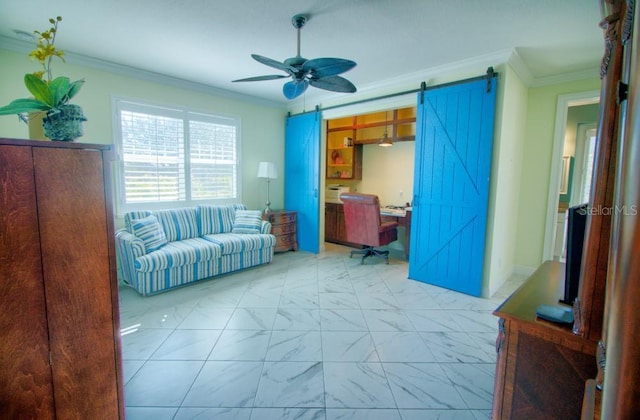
[263,210,297,253]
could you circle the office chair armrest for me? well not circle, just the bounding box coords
[379,221,399,232]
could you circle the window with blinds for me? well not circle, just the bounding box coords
[115,99,240,212]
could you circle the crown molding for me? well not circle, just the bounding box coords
[506,49,534,86]
[506,48,599,87]
[291,49,515,112]
[529,67,600,87]
[2,34,599,110]
[0,36,285,109]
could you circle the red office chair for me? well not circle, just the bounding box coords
[340,192,398,264]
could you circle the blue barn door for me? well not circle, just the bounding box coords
[285,111,321,253]
[408,77,497,296]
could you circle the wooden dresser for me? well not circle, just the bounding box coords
[0,138,124,418]
[264,210,298,252]
[492,261,597,419]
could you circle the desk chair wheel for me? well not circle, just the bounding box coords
[350,246,390,264]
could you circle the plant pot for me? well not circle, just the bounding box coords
[43,104,87,141]
[28,111,47,140]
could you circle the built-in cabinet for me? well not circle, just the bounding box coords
[326,125,362,180]
[326,107,416,181]
[325,202,350,245]
[0,138,124,418]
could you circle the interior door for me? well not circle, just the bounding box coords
[409,77,497,296]
[285,111,321,253]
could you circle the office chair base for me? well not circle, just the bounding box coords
[350,246,389,264]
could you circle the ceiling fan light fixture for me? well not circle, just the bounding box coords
[232,13,357,100]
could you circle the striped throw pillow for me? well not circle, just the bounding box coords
[231,210,263,234]
[130,215,168,252]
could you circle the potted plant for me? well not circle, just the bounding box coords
[0,16,86,141]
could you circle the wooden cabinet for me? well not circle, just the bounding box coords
[0,138,124,418]
[324,202,361,248]
[492,261,597,419]
[325,202,344,244]
[264,210,297,252]
[325,107,416,181]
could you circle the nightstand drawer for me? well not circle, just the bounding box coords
[271,222,296,236]
[275,233,297,252]
[267,212,296,225]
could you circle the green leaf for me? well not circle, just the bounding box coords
[0,98,50,115]
[24,74,54,107]
[49,76,70,105]
[65,79,85,102]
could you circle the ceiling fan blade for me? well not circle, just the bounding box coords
[303,58,357,78]
[232,75,288,82]
[251,54,297,73]
[309,75,357,93]
[283,80,309,99]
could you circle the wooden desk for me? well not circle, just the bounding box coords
[492,261,597,419]
[380,208,411,260]
[325,203,411,260]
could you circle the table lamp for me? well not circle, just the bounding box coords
[257,162,277,213]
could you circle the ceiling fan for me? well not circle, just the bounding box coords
[232,14,357,100]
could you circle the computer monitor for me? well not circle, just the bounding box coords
[561,203,589,305]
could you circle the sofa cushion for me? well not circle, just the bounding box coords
[232,210,263,234]
[125,210,152,233]
[129,215,168,252]
[153,208,198,242]
[202,233,276,255]
[134,238,221,272]
[198,204,247,235]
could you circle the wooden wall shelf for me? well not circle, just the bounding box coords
[326,107,416,145]
[326,107,415,180]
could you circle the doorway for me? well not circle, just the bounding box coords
[571,123,598,206]
[543,91,599,261]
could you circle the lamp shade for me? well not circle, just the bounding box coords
[257,162,278,179]
[378,133,393,147]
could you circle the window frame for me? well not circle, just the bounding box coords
[112,96,243,215]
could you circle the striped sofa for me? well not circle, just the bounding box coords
[115,204,276,296]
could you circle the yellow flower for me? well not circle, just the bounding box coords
[27,17,65,83]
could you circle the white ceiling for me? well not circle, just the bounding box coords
[0,0,603,106]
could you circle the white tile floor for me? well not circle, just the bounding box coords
[119,243,525,420]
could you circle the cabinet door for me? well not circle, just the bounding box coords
[32,147,121,418]
[0,145,55,418]
[336,204,347,242]
[325,204,338,242]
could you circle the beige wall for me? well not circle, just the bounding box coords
[514,78,601,270]
[483,64,528,296]
[1,43,604,294]
[0,48,287,222]
[358,141,415,207]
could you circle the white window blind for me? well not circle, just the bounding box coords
[115,99,240,212]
